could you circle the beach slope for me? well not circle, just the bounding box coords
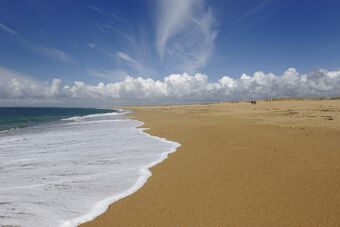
[82,100,340,226]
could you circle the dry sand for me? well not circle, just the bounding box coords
[82,99,340,226]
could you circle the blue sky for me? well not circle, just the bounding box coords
[1,0,340,106]
[1,0,339,83]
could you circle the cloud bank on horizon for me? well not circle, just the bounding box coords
[1,67,340,107]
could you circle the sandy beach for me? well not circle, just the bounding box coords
[82,99,340,226]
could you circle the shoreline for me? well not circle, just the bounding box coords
[82,99,340,226]
[62,119,180,227]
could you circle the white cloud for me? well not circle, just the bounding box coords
[0,22,18,36]
[1,67,340,106]
[155,0,195,57]
[38,47,74,63]
[230,0,274,25]
[89,68,128,82]
[89,6,105,15]
[155,0,217,73]
[116,52,137,64]
[88,43,96,48]
[115,51,146,73]
[0,22,74,64]
[88,0,217,77]
[0,68,62,100]
[90,6,129,26]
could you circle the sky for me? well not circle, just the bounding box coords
[0,0,340,107]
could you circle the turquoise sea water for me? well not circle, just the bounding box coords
[0,107,117,131]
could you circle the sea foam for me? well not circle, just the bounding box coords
[0,111,180,227]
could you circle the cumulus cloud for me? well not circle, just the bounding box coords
[1,67,340,106]
[0,68,62,102]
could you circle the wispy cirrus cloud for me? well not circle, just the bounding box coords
[155,0,195,58]
[38,46,74,63]
[89,0,218,78]
[0,22,73,64]
[88,43,96,48]
[89,6,105,15]
[98,24,135,44]
[0,22,19,36]
[88,68,128,82]
[155,0,218,73]
[116,51,145,73]
[230,0,275,25]
[90,6,130,27]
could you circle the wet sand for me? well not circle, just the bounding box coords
[82,99,340,226]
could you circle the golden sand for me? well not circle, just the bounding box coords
[82,100,340,226]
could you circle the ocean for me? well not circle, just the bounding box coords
[0,107,179,227]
